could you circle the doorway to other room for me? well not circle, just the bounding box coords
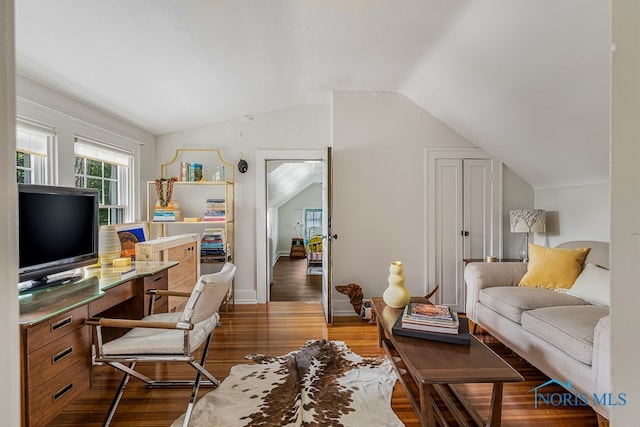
[266,160,323,302]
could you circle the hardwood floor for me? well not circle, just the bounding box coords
[44,299,601,427]
[269,255,322,302]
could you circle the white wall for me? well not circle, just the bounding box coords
[611,0,640,421]
[156,105,330,303]
[331,91,479,314]
[0,1,21,424]
[535,183,610,247]
[277,183,321,254]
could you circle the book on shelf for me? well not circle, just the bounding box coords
[183,217,202,222]
[392,313,471,346]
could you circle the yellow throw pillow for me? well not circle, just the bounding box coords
[519,244,590,289]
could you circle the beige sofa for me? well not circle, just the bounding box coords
[464,241,611,419]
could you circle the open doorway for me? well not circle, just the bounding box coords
[256,148,333,322]
[266,160,322,302]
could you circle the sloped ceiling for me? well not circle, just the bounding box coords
[14,0,610,189]
[268,162,322,209]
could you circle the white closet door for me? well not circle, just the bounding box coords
[435,158,464,309]
[434,158,492,313]
[463,159,493,261]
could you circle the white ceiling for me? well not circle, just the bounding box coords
[14,0,610,189]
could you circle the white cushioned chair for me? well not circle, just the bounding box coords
[87,262,236,427]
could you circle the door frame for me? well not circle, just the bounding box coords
[255,149,326,304]
[425,148,503,300]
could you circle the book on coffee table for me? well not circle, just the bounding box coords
[392,313,471,346]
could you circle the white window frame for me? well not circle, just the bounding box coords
[16,118,55,184]
[74,136,134,225]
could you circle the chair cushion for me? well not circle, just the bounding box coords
[479,287,589,324]
[102,311,219,355]
[519,244,590,289]
[521,305,609,365]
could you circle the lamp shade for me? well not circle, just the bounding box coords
[510,209,546,233]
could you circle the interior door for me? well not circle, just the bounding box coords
[434,158,492,313]
[321,147,334,324]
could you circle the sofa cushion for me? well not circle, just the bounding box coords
[519,244,590,289]
[479,287,589,323]
[565,263,610,307]
[521,305,609,365]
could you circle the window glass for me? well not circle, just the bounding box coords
[74,137,132,226]
[16,122,52,184]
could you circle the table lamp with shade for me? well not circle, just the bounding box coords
[510,209,546,262]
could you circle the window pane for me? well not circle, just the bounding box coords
[110,208,124,224]
[74,157,85,174]
[88,160,102,177]
[17,151,30,167]
[75,176,85,188]
[17,170,26,183]
[99,208,109,226]
[87,178,103,203]
[104,163,117,179]
[103,180,118,205]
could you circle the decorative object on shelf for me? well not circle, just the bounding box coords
[99,225,122,266]
[155,177,178,207]
[383,261,411,308]
[510,209,546,262]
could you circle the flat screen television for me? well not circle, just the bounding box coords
[18,184,99,291]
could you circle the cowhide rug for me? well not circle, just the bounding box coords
[172,339,403,427]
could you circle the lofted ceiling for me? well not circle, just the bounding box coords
[14,0,610,189]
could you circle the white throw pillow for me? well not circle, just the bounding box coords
[566,263,610,307]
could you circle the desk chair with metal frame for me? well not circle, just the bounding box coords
[87,262,236,427]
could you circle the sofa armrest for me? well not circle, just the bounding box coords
[592,314,611,417]
[464,262,528,321]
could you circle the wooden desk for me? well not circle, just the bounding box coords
[19,261,178,427]
[371,297,523,427]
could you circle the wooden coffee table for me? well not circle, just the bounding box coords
[371,297,523,427]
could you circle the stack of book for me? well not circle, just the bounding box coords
[201,228,226,262]
[392,302,471,346]
[153,200,181,222]
[203,198,225,222]
[401,302,460,334]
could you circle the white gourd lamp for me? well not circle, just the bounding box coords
[510,209,546,262]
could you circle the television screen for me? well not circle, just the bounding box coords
[18,184,99,290]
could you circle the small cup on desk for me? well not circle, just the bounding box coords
[486,256,497,263]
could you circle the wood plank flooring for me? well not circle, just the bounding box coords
[269,256,321,302]
[43,258,601,426]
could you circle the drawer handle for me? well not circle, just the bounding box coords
[51,316,72,332]
[52,346,73,364]
[154,275,163,282]
[52,383,73,402]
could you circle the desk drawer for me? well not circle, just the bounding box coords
[144,271,169,315]
[89,280,135,316]
[25,305,88,353]
[28,326,90,384]
[27,356,89,427]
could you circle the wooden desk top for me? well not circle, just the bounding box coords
[371,297,523,385]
